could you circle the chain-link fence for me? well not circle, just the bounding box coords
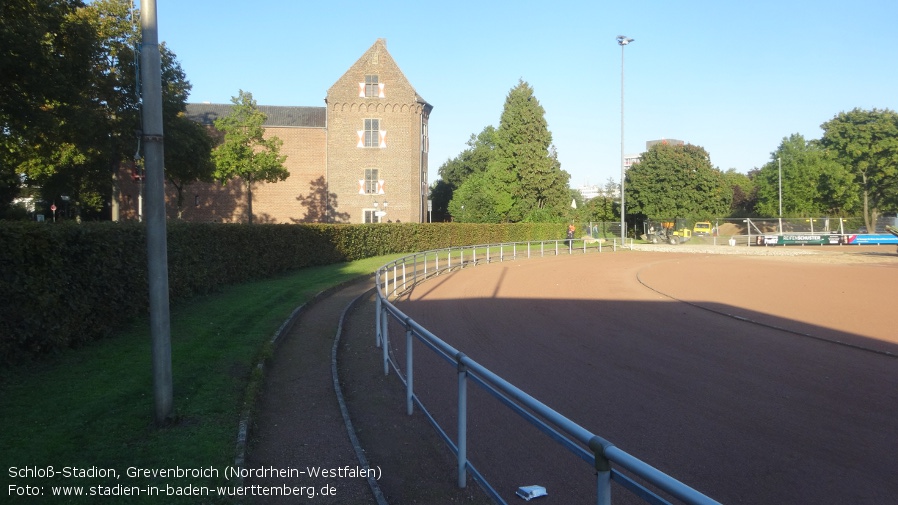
[579,216,897,247]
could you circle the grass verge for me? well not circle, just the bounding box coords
[0,254,404,504]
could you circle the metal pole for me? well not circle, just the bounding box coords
[620,44,626,243]
[375,292,382,347]
[778,156,783,234]
[618,37,634,243]
[406,326,414,415]
[382,310,389,376]
[589,436,613,505]
[140,0,172,425]
[456,353,468,488]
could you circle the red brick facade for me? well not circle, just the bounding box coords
[116,39,431,224]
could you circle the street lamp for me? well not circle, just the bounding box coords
[617,35,634,244]
[373,199,388,223]
[778,157,783,234]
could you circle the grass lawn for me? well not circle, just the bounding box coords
[0,255,403,504]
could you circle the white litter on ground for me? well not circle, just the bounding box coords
[515,485,547,501]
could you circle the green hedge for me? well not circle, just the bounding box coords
[0,221,562,363]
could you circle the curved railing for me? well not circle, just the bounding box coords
[373,239,720,505]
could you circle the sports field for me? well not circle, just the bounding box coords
[392,246,897,504]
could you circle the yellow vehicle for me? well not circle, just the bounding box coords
[693,221,713,236]
[644,219,692,244]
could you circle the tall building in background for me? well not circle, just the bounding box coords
[624,138,686,171]
[117,39,432,224]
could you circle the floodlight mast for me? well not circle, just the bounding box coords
[617,35,634,244]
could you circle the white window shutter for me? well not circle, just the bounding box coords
[357,131,364,148]
[378,82,385,98]
[379,130,387,148]
[358,83,365,98]
[358,180,365,194]
[377,180,385,195]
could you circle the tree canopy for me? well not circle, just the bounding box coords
[819,108,898,230]
[626,143,729,221]
[446,80,571,223]
[211,90,288,224]
[752,134,855,218]
[1,0,212,219]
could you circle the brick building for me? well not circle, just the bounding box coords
[117,39,432,223]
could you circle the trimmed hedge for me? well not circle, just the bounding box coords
[0,221,562,363]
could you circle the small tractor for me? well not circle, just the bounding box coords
[643,218,693,245]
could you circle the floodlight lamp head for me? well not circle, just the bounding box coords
[617,35,634,46]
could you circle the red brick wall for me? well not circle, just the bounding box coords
[325,39,429,223]
[115,39,430,224]
[117,127,326,223]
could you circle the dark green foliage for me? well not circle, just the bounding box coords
[0,221,560,362]
[819,108,898,230]
[626,143,730,221]
[446,81,571,223]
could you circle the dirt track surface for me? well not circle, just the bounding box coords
[388,246,898,504]
[245,245,897,505]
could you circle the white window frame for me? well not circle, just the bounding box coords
[363,209,381,223]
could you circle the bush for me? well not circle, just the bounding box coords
[0,221,561,363]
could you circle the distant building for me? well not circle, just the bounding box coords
[624,139,686,170]
[576,184,600,201]
[646,138,684,149]
[116,39,432,223]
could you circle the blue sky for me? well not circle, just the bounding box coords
[155,0,897,189]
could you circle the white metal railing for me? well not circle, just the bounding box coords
[372,239,719,505]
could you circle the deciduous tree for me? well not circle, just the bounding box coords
[211,90,288,224]
[626,143,729,221]
[819,108,898,230]
[431,125,496,219]
[754,134,855,218]
[1,0,209,219]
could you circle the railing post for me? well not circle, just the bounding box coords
[589,436,613,505]
[405,319,414,415]
[392,265,397,297]
[381,306,389,376]
[375,293,382,347]
[456,352,468,488]
[402,263,407,293]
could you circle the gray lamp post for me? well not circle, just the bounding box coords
[778,156,783,234]
[617,35,634,244]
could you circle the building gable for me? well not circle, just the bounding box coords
[326,38,430,111]
[117,40,430,224]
